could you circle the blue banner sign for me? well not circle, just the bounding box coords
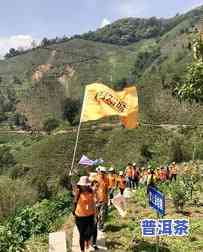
[148,186,165,216]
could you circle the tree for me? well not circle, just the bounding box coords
[41,38,50,47]
[63,98,81,125]
[12,76,22,85]
[13,113,28,127]
[0,146,16,171]
[175,62,203,103]
[31,40,37,49]
[169,137,184,163]
[140,144,153,161]
[4,48,19,59]
[174,36,203,103]
[113,78,128,91]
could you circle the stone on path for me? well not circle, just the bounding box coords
[49,232,67,252]
[72,225,107,252]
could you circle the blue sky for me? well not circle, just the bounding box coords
[0,0,203,56]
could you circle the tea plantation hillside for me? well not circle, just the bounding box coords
[0,5,203,129]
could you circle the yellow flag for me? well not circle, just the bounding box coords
[81,83,138,128]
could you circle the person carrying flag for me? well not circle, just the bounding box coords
[73,176,96,252]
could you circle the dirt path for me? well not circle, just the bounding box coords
[72,225,107,252]
[1,123,202,136]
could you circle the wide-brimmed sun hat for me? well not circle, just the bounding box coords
[99,166,107,173]
[133,163,137,166]
[109,167,115,172]
[77,176,91,186]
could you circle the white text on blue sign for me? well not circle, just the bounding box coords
[141,219,189,237]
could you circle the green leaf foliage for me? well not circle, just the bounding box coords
[0,191,72,251]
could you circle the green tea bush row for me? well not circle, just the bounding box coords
[0,191,73,252]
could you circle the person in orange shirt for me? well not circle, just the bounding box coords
[117,171,126,195]
[125,163,133,188]
[95,166,109,231]
[73,176,96,252]
[108,167,117,204]
[159,167,167,182]
[170,162,177,182]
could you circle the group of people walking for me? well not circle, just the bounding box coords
[72,165,127,251]
[72,161,178,251]
[125,161,178,189]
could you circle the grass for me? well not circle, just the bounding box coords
[105,183,203,252]
[24,214,73,252]
[24,235,48,252]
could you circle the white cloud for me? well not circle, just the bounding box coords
[100,18,111,28]
[116,0,148,17]
[0,35,39,59]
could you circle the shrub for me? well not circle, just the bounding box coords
[0,191,72,251]
[63,98,81,125]
[0,177,37,220]
[43,117,59,133]
[170,180,190,213]
[140,144,154,161]
[168,136,184,163]
[13,113,28,127]
[0,146,16,172]
[175,61,203,103]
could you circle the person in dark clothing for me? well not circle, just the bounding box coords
[125,163,133,188]
[147,170,157,194]
[132,163,140,189]
[75,216,95,251]
[91,180,100,250]
[166,166,170,180]
[170,162,177,182]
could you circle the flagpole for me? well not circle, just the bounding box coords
[69,88,87,176]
